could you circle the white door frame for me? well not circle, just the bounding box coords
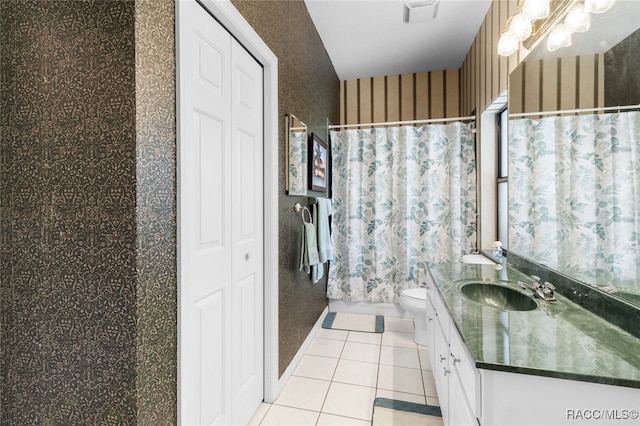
[175,0,280,411]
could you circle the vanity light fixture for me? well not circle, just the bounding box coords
[584,0,616,13]
[497,29,519,56]
[564,3,591,33]
[498,0,550,56]
[510,11,534,41]
[524,0,551,20]
[498,0,616,56]
[545,0,612,52]
[546,23,573,51]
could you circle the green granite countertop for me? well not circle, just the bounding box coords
[428,262,640,389]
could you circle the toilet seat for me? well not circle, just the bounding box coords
[402,288,427,301]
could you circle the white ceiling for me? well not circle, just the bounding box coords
[304,0,493,80]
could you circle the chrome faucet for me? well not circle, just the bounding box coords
[520,275,557,302]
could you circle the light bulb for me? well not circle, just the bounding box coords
[509,12,533,42]
[523,0,550,20]
[565,4,591,33]
[584,0,616,14]
[547,23,572,52]
[498,31,519,56]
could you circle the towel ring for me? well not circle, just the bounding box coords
[294,202,313,224]
[301,207,312,224]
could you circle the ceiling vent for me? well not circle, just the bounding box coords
[403,0,439,24]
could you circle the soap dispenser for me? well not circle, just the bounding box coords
[492,241,503,261]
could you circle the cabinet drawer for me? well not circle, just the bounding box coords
[449,323,480,417]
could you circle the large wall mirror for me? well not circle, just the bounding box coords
[285,114,308,196]
[507,0,640,307]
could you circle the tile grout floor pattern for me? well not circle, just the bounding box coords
[248,316,442,426]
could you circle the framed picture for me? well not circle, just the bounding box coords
[308,133,329,193]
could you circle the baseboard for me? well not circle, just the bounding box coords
[267,306,329,403]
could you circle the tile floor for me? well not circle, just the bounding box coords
[248,316,441,426]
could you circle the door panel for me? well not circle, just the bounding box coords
[178,1,264,425]
[193,32,224,95]
[179,3,232,424]
[230,38,264,426]
[195,111,225,247]
[197,290,225,425]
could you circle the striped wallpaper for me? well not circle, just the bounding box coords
[509,54,605,114]
[340,0,526,124]
[461,0,523,116]
[339,69,461,124]
[339,1,609,120]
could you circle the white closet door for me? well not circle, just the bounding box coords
[230,27,264,426]
[178,1,264,425]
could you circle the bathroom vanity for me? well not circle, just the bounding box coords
[425,262,640,426]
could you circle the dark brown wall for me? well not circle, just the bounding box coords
[231,0,340,375]
[134,0,177,423]
[0,0,177,423]
[605,28,640,107]
[1,1,137,422]
[1,0,336,422]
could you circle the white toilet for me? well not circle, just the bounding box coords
[399,288,428,346]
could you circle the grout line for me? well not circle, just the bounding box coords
[314,331,346,421]
[252,403,271,426]
[283,317,441,424]
[420,353,428,399]
[375,329,382,394]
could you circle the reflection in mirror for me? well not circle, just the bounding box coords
[507,0,640,307]
[285,114,308,196]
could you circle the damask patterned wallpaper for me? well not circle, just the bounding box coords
[231,0,340,376]
[1,0,177,423]
[134,0,177,423]
[1,0,336,422]
[605,28,640,107]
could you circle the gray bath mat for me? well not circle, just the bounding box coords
[322,312,384,333]
[371,398,443,426]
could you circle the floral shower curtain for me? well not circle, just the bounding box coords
[509,111,640,286]
[327,123,477,303]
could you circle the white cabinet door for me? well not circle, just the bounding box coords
[448,371,478,426]
[178,2,264,424]
[425,295,436,355]
[434,319,450,422]
[424,277,437,353]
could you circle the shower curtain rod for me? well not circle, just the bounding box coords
[327,115,476,130]
[509,104,640,119]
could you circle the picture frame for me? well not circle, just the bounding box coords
[308,133,329,193]
[285,114,308,196]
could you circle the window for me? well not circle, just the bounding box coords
[497,107,508,249]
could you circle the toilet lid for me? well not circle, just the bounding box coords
[402,288,427,301]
